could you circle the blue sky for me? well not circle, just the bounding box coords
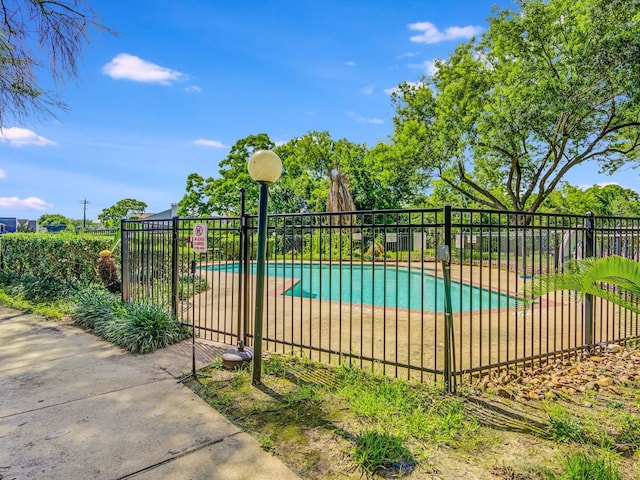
[0,0,636,221]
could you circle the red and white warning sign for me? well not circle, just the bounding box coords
[192,223,208,253]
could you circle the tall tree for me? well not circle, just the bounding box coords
[354,142,429,210]
[177,173,213,217]
[272,131,366,213]
[391,0,640,213]
[178,130,425,217]
[37,213,75,232]
[178,134,275,216]
[0,0,112,126]
[272,130,333,214]
[70,218,100,230]
[98,199,147,227]
[211,133,275,215]
[541,182,640,217]
[326,169,356,225]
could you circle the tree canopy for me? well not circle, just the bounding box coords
[177,130,427,217]
[272,131,367,213]
[37,213,75,232]
[391,0,640,213]
[98,199,147,227]
[0,0,111,126]
[541,182,640,217]
[177,133,275,217]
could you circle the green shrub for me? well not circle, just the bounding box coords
[121,302,189,353]
[178,275,209,300]
[301,231,357,261]
[98,315,130,346]
[71,285,126,329]
[8,273,83,301]
[71,286,189,353]
[0,233,112,285]
[0,271,20,286]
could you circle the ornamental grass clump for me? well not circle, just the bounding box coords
[71,286,188,353]
[71,285,126,330]
[121,302,189,353]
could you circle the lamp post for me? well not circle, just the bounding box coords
[247,150,282,385]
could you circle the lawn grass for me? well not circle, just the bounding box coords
[188,353,640,479]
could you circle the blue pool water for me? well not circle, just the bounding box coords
[210,263,515,313]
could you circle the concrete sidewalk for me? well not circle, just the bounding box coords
[0,307,300,480]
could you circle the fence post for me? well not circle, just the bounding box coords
[584,212,595,353]
[121,219,129,303]
[237,188,247,345]
[442,205,456,392]
[171,216,179,318]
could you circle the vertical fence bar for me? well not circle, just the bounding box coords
[171,216,179,318]
[584,212,595,353]
[121,219,130,303]
[238,189,246,345]
[443,205,454,389]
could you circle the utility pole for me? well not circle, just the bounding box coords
[80,199,91,228]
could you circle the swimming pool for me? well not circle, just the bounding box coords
[210,262,515,313]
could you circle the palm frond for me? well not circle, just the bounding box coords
[526,255,640,313]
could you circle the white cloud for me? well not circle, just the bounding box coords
[0,127,57,147]
[409,21,482,44]
[345,60,356,67]
[397,52,418,59]
[0,168,5,179]
[578,182,620,190]
[410,59,439,77]
[102,53,185,85]
[185,85,202,93]
[0,196,53,210]
[346,111,384,125]
[193,139,227,148]
[361,85,374,95]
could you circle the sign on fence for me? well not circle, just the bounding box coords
[192,223,208,253]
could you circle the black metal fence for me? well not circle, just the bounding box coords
[121,207,640,384]
[77,228,119,236]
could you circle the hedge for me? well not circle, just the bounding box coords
[0,233,114,285]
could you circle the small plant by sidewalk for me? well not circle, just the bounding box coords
[120,302,189,353]
[70,286,189,353]
[353,430,415,476]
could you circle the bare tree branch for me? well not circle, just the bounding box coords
[0,0,114,126]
